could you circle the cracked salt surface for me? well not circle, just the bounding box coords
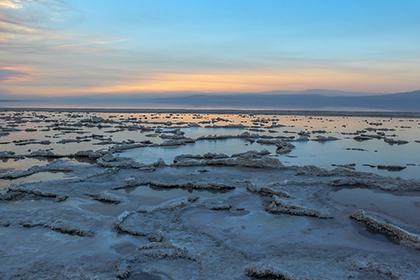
[0,110,420,279]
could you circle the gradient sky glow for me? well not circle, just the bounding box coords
[1,0,420,96]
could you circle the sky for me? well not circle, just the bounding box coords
[1,0,420,97]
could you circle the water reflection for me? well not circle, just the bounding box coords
[119,138,276,164]
[1,111,420,179]
[331,188,420,226]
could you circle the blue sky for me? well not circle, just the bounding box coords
[1,0,420,96]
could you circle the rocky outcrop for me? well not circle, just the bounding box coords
[245,264,294,280]
[0,168,38,179]
[0,151,19,159]
[147,181,235,192]
[20,221,95,237]
[246,183,291,198]
[384,138,409,145]
[138,242,195,261]
[377,165,406,171]
[137,196,198,213]
[0,187,68,202]
[96,153,144,169]
[28,149,64,158]
[350,210,420,249]
[313,135,340,142]
[174,153,229,162]
[0,159,77,180]
[205,202,232,211]
[115,196,197,239]
[114,211,146,237]
[160,138,195,146]
[256,139,295,154]
[14,139,51,146]
[0,208,97,237]
[294,165,346,176]
[329,176,420,192]
[109,143,147,152]
[173,150,283,169]
[85,192,122,204]
[265,195,332,219]
[74,150,105,159]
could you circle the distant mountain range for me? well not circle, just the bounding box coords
[1,89,420,111]
[148,89,420,111]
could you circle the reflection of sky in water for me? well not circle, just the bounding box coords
[331,188,420,226]
[0,171,69,189]
[122,136,420,179]
[279,139,420,179]
[183,127,245,138]
[0,158,44,170]
[119,139,276,165]
[2,111,420,179]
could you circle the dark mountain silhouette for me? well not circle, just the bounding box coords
[148,90,420,111]
[1,89,420,111]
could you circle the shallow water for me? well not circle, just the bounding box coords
[331,188,420,227]
[0,158,45,171]
[2,111,420,179]
[0,171,70,189]
[2,110,420,279]
[279,139,420,179]
[119,138,276,164]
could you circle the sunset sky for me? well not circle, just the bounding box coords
[1,0,420,97]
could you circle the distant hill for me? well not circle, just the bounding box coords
[148,89,420,111]
[2,89,420,112]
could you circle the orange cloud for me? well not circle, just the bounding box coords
[4,68,420,96]
[0,0,22,9]
[83,69,392,94]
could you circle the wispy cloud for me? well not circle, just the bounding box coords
[0,65,30,82]
[0,0,23,9]
[81,68,418,95]
[0,0,132,95]
[1,0,420,96]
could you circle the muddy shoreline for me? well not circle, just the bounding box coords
[2,107,420,118]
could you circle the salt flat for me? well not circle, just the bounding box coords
[0,110,419,279]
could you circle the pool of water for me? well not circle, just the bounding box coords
[119,138,276,164]
[119,136,420,179]
[279,138,420,179]
[331,188,420,226]
[0,171,70,189]
[2,111,420,179]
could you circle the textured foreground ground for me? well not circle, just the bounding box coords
[0,111,419,279]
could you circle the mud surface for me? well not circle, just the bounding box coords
[0,110,419,279]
